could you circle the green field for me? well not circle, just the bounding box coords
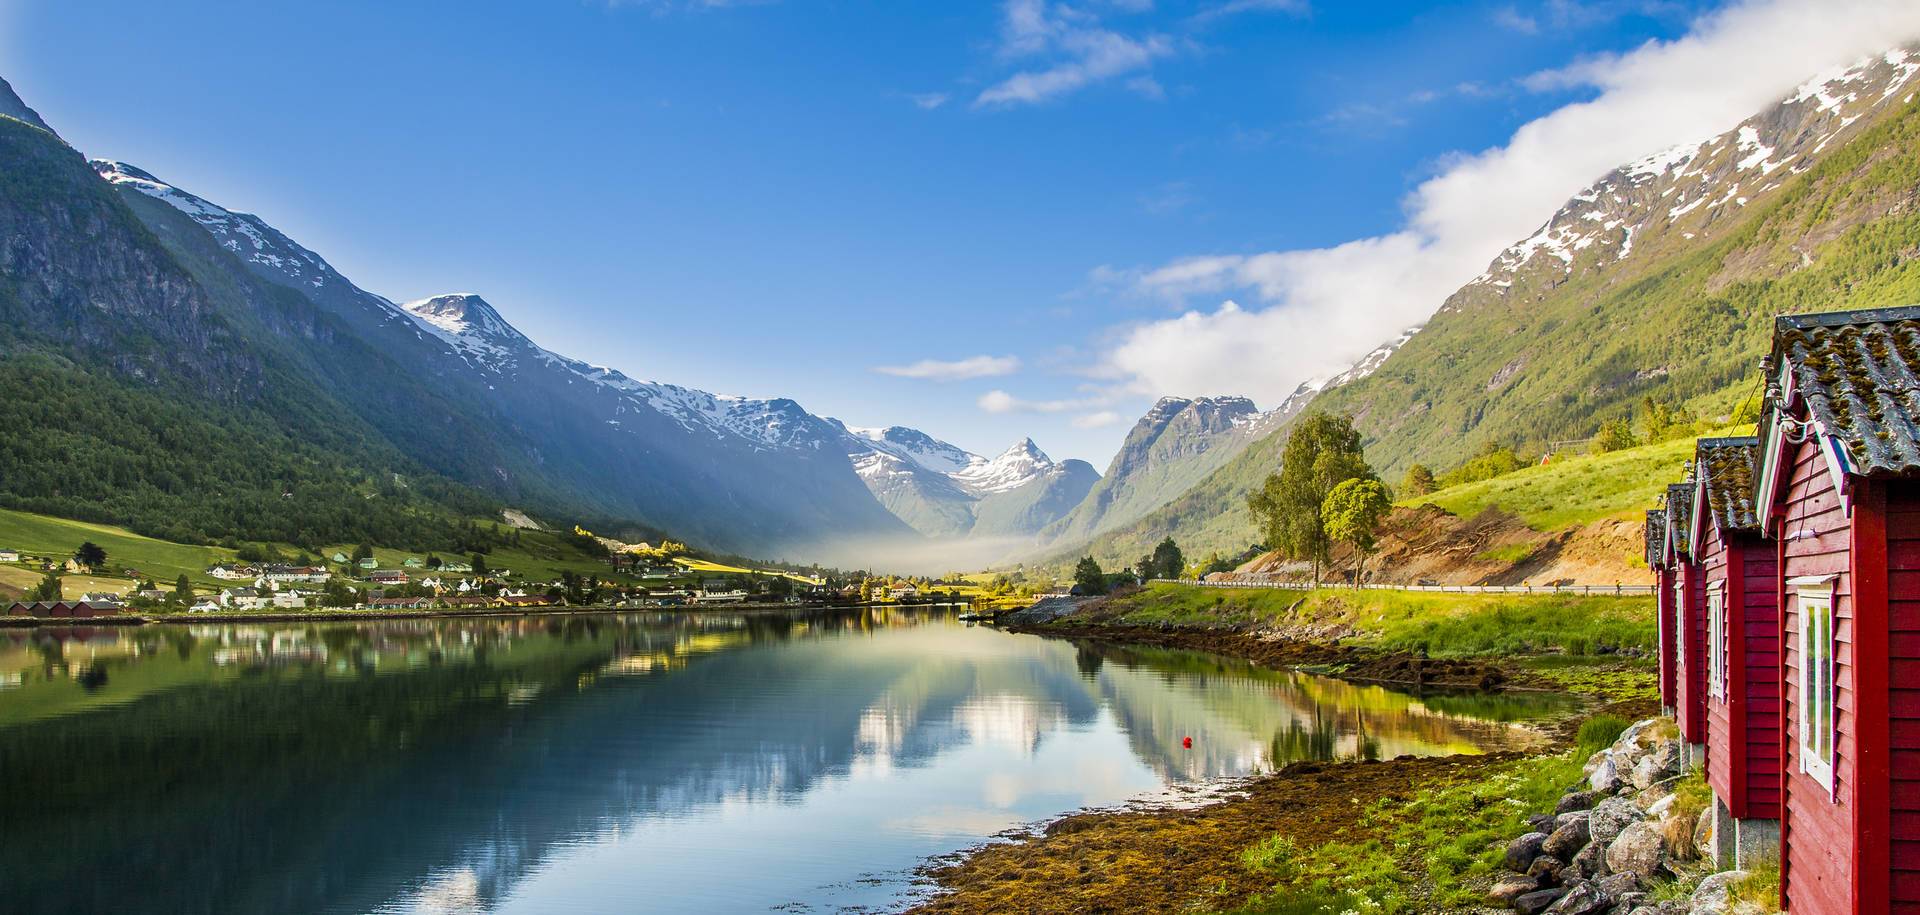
[1091,582,1655,658]
[0,508,236,593]
[1401,428,1744,531]
[672,557,818,584]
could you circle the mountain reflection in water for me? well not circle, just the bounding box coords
[0,609,1568,914]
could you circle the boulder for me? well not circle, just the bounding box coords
[1631,740,1684,790]
[1588,756,1624,794]
[1689,870,1753,915]
[1556,791,1599,814]
[1513,887,1569,915]
[1641,792,1675,818]
[1490,875,1541,903]
[1526,854,1567,884]
[1528,814,1558,834]
[1542,817,1591,861]
[1568,838,1610,880]
[1506,832,1549,872]
[1605,821,1667,878]
[1541,879,1611,915]
[1583,749,1611,777]
[1553,810,1591,831]
[1597,872,1644,897]
[1589,796,1644,845]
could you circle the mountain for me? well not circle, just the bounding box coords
[0,85,968,560]
[1040,396,1280,546]
[1050,45,1920,570]
[841,429,1099,539]
[0,78,54,137]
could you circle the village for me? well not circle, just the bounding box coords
[0,542,965,621]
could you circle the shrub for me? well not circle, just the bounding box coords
[1576,714,1631,756]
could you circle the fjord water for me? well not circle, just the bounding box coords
[0,610,1565,914]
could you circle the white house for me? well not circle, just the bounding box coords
[208,564,256,581]
[0,549,19,563]
[271,591,307,610]
[694,588,748,604]
[221,587,268,611]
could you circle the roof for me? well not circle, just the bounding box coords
[1664,483,1694,559]
[1645,509,1667,567]
[1771,305,1920,475]
[1695,437,1761,534]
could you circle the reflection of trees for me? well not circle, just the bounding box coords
[0,610,1096,915]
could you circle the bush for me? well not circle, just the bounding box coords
[1576,714,1631,756]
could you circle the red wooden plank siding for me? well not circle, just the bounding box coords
[1659,566,1677,711]
[1780,436,1853,915]
[1680,556,1708,745]
[1740,536,1782,818]
[1701,521,1735,811]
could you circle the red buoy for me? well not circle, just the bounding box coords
[1182,736,1192,749]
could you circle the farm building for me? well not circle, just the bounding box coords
[1754,305,1920,914]
[1688,436,1782,868]
[1647,508,1675,716]
[1664,481,1708,761]
[4,600,123,618]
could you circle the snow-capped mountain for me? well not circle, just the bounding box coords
[89,159,916,558]
[1454,46,1920,309]
[837,427,1098,538]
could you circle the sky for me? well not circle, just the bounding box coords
[7,0,1920,468]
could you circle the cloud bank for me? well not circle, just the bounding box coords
[1098,0,1920,405]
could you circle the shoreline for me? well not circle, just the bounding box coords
[911,616,1645,914]
[1,600,960,628]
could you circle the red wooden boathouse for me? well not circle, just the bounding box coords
[1687,436,1782,867]
[1755,305,1920,915]
[1648,508,1677,716]
[1665,481,1708,760]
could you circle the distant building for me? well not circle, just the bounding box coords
[221,588,268,611]
[262,565,330,584]
[271,591,307,609]
[357,558,379,570]
[135,589,170,602]
[369,570,408,585]
[208,564,256,581]
[402,557,424,569]
[331,552,350,564]
[0,549,18,563]
[440,561,473,573]
[4,600,122,618]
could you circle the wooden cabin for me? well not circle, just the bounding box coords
[1689,436,1782,867]
[1755,305,1920,914]
[1665,481,1708,759]
[1648,508,1677,716]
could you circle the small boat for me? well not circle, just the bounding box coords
[956,611,994,622]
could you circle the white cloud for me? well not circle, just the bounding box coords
[975,0,1176,107]
[1071,410,1124,429]
[874,355,1021,381]
[978,389,1109,414]
[1189,0,1309,26]
[910,92,950,110]
[1098,0,1920,404]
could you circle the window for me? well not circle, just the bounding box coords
[1674,578,1687,673]
[1707,585,1727,701]
[1793,577,1836,790]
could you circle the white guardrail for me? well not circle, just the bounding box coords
[1151,578,1655,596]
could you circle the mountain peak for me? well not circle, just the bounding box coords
[402,294,526,345]
[0,77,56,137]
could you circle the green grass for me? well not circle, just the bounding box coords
[1231,716,1633,914]
[1403,429,1745,532]
[1095,582,1656,658]
[0,508,235,588]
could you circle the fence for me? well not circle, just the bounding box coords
[1151,578,1655,597]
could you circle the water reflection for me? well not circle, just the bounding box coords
[0,610,1567,914]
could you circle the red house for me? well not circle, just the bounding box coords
[1688,436,1782,867]
[1664,481,1708,760]
[1648,508,1677,716]
[1754,306,1920,914]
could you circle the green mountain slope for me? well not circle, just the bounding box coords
[1046,49,1920,571]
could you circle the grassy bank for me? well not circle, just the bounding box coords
[1080,582,1659,701]
[1230,717,1634,914]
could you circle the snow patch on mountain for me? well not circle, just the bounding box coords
[91,160,340,292]
[952,438,1058,495]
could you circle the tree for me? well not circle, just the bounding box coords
[1073,556,1107,595]
[173,574,193,601]
[1592,417,1638,453]
[31,568,61,601]
[351,542,375,562]
[1320,478,1393,588]
[73,541,107,573]
[1402,463,1436,497]
[1247,411,1372,584]
[1136,553,1157,583]
[1150,537,1184,580]
[470,553,488,576]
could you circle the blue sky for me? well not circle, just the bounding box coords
[6,0,1893,466]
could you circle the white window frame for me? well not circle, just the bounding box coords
[1674,578,1687,675]
[1707,583,1727,701]
[1791,575,1837,792]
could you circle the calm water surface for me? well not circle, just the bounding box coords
[0,608,1569,914]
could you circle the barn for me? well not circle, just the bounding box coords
[1688,436,1782,868]
[1754,305,1920,914]
[1648,508,1677,716]
[1665,481,1708,761]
